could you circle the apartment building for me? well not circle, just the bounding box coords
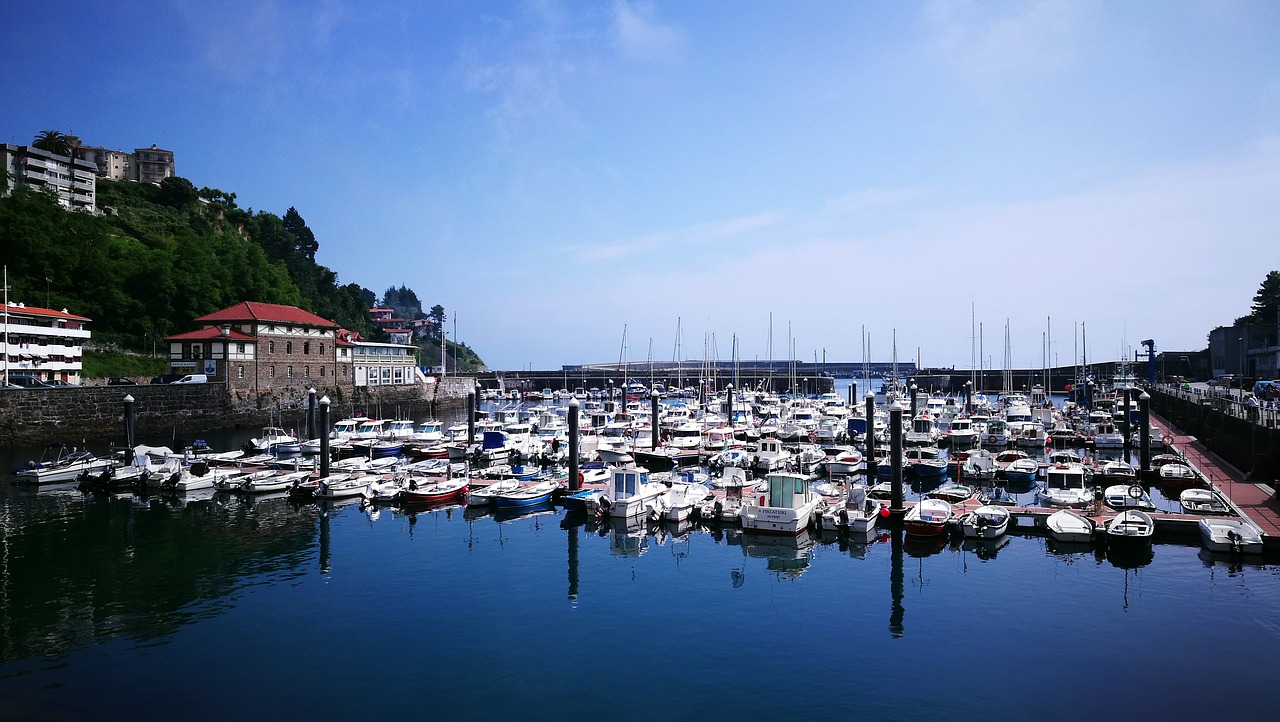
[1,144,96,211]
[1,302,91,385]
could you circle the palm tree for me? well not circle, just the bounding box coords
[32,130,73,157]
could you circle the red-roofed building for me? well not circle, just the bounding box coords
[2,301,91,385]
[165,301,348,405]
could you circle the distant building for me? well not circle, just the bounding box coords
[1,301,91,385]
[1208,315,1278,379]
[351,340,420,387]
[165,301,345,404]
[369,306,414,345]
[1,144,97,211]
[133,145,175,184]
[67,139,175,184]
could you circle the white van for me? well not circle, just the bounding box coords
[172,374,208,384]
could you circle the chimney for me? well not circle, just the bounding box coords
[221,324,231,337]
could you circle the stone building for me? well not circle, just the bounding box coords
[165,301,348,407]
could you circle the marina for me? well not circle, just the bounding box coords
[2,377,1279,720]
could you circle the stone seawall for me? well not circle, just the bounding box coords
[0,377,477,448]
[1150,388,1278,483]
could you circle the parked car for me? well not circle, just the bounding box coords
[7,374,55,388]
[1254,380,1279,401]
[46,380,78,387]
[150,374,185,385]
[171,374,208,385]
[107,377,137,386]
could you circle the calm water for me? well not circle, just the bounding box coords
[2,382,1279,720]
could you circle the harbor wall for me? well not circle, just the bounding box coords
[1150,388,1279,483]
[0,376,477,448]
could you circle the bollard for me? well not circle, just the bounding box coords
[568,398,580,491]
[319,395,331,479]
[910,384,918,421]
[964,381,972,416]
[468,397,476,446]
[1121,387,1132,458]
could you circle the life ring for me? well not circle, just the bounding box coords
[1162,434,1173,446]
[988,435,998,444]
[808,432,818,443]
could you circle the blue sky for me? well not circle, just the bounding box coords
[4,1,1278,371]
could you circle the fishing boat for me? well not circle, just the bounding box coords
[1038,463,1092,508]
[696,467,755,523]
[1046,509,1095,543]
[739,472,823,535]
[927,483,975,504]
[1002,457,1040,483]
[903,498,953,537]
[653,481,712,522]
[1099,460,1138,483]
[591,466,667,519]
[244,426,301,454]
[1179,488,1232,515]
[957,505,1010,539]
[314,474,370,500]
[1198,518,1263,554]
[492,479,559,509]
[1106,509,1155,544]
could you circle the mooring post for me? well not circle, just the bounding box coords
[306,387,317,441]
[467,397,476,446]
[651,394,660,450]
[1139,390,1152,475]
[848,380,856,405]
[889,400,905,519]
[909,384,918,421]
[122,394,135,450]
[319,395,330,479]
[865,392,876,467]
[568,397,580,491]
[964,381,972,415]
[1121,387,1132,458]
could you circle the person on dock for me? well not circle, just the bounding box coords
[1246,394,1260,421]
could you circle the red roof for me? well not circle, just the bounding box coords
[194,301,337,328]
[165,327,256,341]
[1,302,90,322]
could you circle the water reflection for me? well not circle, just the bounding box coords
[741,528,816,580]
[0,483,316,665]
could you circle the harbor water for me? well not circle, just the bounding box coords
[2,381,1279,720]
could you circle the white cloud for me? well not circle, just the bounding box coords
[571,211,782,261]
[613,0,685,63]
[921,0,1087,86]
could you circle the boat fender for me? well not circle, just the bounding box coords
[1162,434,1173,446]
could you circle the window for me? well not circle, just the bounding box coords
[237,343,246,354]
[286,341,293,354]
[304,366,310,377]
[343,366,347,377]
[319,343,324,355]
[269,340,275,354]
[320,366,325,377]
[238,365,244,379]
[287,366,293,379]
[304,342,310,355]
[269,366,275,378]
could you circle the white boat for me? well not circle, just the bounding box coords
[697,467,756,523]
[1038,463,1093,508]
[818,484,883,539]
[245,426,301,454]
[1179,488,1232,515]
[655,481,712,522]
[1158,463,1200,486]
[902,498,953,537]
[466,478,521,506]
[739,472,823,535]
[958,505,1010,539]
[1046,509,1095,543]
[1198,518,1263,554]
[1103,484,1155,511]
[241,470,312,493]
[14,445,115,484]
[314,474,370,500]
[1106,509,1155,543]
[752,438,793,473]
[591,466,667,519]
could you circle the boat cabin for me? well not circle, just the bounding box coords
[611,466,651,500]
[764,472,816,509]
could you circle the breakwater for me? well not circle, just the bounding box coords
[0,376,477,447]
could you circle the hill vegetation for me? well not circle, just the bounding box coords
[0,171,483,373]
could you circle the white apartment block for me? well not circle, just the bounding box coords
[1,302,91,385]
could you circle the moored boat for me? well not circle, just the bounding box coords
[739,472,823,535]
[903,498,953,537]
[1106,509,1155,544]
[1198,518,1263,554]
[958,505,1010,539]
[1046,508,1095,543]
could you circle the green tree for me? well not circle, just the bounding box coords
[32,130,73,156]
[156,176,200,208]
[1235,270,1280,326]
[428,304,446,341]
